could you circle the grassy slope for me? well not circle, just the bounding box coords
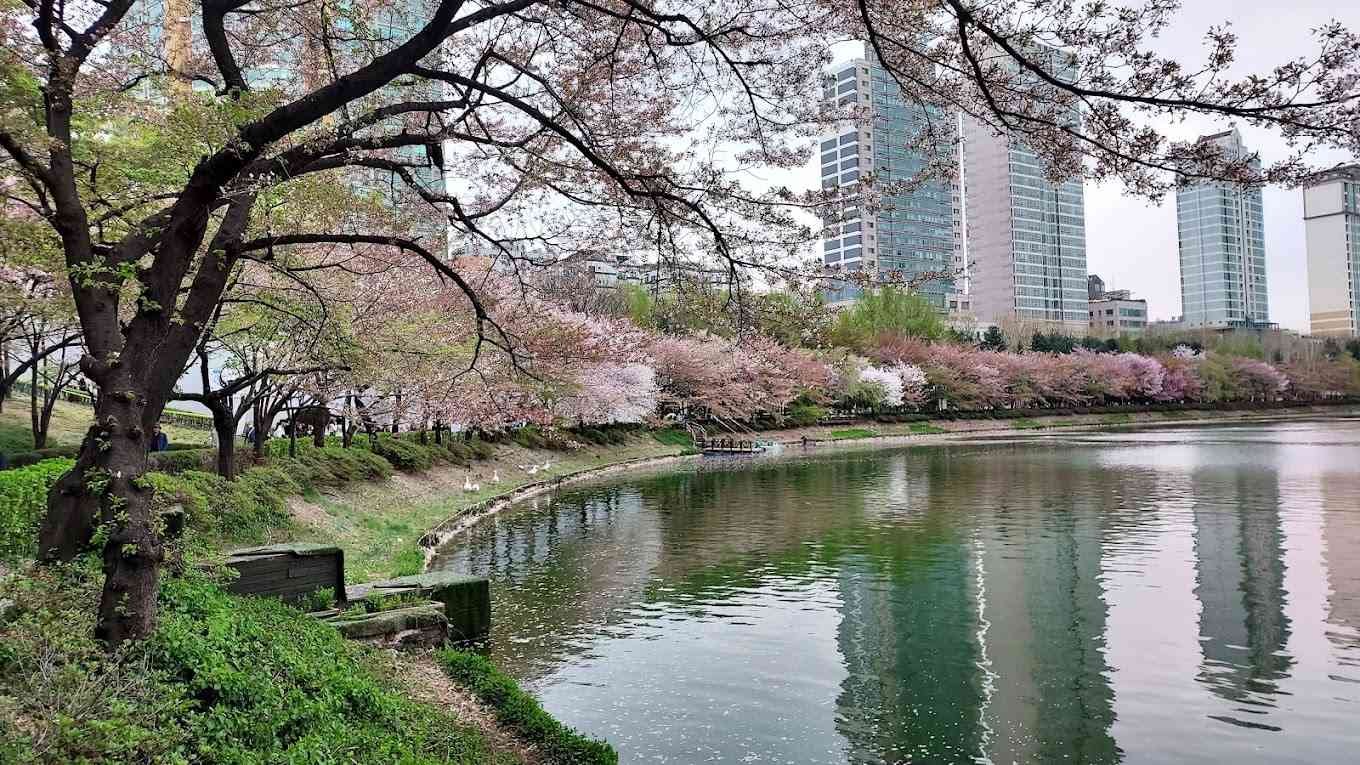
[0,562,515,764]
[0,394,210,453]
[275,436,686,583]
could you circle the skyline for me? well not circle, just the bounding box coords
[811,1,1354,334]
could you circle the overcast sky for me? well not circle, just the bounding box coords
[805,1,1356,332]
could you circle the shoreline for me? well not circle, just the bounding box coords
[415,403,1360,568]
[416,451,700,568]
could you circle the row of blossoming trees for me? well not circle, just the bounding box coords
[326,258,1360,434]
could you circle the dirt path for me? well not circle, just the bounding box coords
[379,650,551,765]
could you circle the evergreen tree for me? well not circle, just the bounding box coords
[980,326,1007,352]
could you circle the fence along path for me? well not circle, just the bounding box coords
[9,380,215,431]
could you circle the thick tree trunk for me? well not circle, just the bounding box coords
[91,389,164,648]
[36,427,101,561]
[40,377,166,647]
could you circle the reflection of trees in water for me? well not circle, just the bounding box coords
[434,456,891,680]
[1191,458,1294,712]
[832,445,1127,765]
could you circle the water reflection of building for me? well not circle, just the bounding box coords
[832,446,1123,764]
[831,450,988,763]
[1321,470,1360,653]
[1191,463,1294,710]
[970,453,1119,765]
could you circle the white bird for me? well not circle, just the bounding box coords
[491,469,501,484]
[521,464,538,475]
[541,460,553,471]
[463,475,476,492]
[471,482,481,492]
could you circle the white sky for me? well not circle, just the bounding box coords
[800,2,1357,332]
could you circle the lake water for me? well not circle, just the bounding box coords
[430,419,1360,763]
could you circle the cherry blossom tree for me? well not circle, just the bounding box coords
[4,0,1355,646]
[556,362,659,425]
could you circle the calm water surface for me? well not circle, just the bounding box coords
[430,419,1360,763]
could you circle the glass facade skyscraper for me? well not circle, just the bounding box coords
[818,47,959,306]
[1175,128,1269,328]
[962,120,1089,331]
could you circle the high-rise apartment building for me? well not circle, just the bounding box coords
[960,47,1088,333]
[818,47,959,307]
[1302,164,1360,338]
[1175,128,1269,328]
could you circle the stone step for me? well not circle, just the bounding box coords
[325,602,448,648]
[345,571,490,643]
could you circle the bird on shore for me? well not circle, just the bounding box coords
[463,475,480,492]
[541,460,553,471]
[491,469,501,484]
[519,463,539,475]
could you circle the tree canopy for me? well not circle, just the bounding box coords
[2,0,1356,645]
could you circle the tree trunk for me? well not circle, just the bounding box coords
[36,391,57,450]
[210,405,237,479]
[29,362,43,449]
[36,427,101,561]
[91,386,164,648]
[40,374,166,648]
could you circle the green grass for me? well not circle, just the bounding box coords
[1102,413,1134,425]
[908,422,946,435]
[652,427,694,449]
[279,437,685,583]
[1,393,210,454]
[438,650,617,765]
[1011,418,1045,430]
[829,427,878,440]
[0,562,510,764]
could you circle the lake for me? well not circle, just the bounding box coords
[430,419,1360,763]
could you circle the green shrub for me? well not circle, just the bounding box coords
[275,445,392,487]
[908,422,946,435]
[785,402,827,428]
[439,440,474,466]
[148,447,211,474]
[4,445,82,469]
[0,458,73,560]
[510,425,549,450]
[301,587,337,613]
[149,467,296,545]
[0,565,500,764]
[438,649,617,765]
[392,545,426,577]
[371,433,435,472]
[469,435,498,459]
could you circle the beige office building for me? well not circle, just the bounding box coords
[1303,165,1360,337]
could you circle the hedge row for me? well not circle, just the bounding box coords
[0,458,73,560]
